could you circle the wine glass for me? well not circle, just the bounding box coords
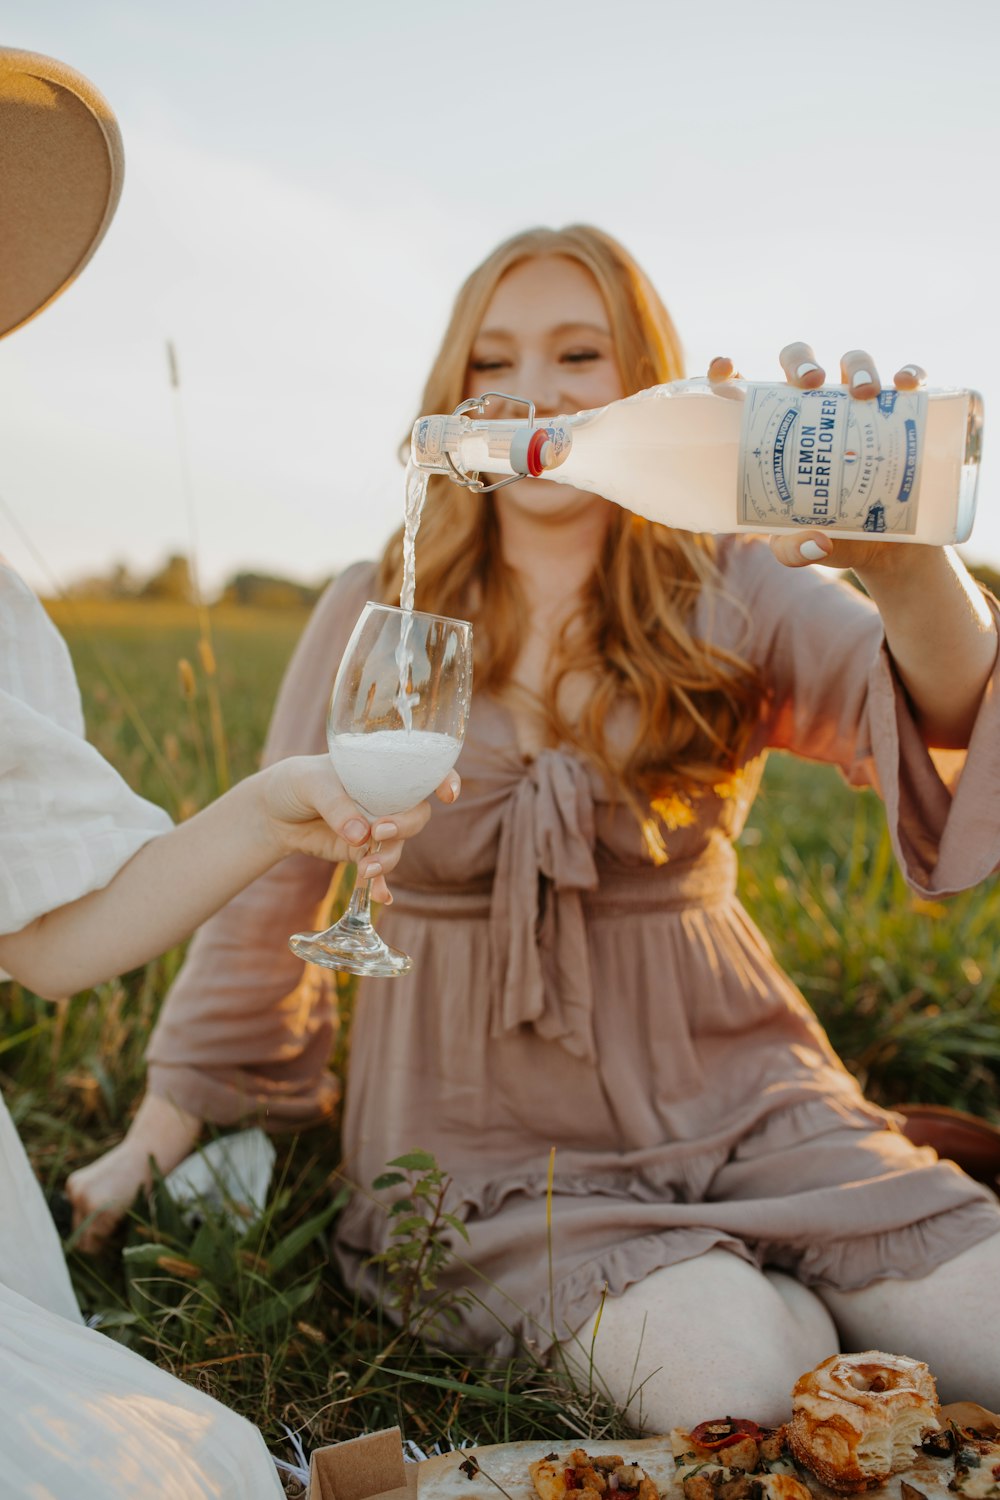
[288,601,472,978]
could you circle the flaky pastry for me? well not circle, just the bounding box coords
[787,1350,941,1492]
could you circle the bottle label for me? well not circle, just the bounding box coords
[412,415,465,469]
[738,385,927,534]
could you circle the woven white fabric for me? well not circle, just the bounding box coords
[0,560,172,936]
[0,1086,80,1321]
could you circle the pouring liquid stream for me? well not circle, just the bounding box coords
[325,463,456,834]
[393,460,430,732]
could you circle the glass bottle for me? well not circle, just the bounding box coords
[411,379,983,543]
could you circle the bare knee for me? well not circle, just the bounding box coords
[575,1251,835,1431]
[821,1231,1000,1406]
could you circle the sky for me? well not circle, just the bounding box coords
[3,0,1000,596]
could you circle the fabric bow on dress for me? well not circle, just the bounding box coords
[489,749,601,1062]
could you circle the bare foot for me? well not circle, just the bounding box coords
[66,1093,202,1253]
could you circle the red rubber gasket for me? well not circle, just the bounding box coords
[526,428,549,477]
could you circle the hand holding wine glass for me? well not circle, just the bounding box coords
[289,601,472,977]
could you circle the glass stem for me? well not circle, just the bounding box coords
[344,840,380,929]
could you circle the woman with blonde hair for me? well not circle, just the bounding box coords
[76,222,1000,1423]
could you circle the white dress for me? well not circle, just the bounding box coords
[0,561,283,1497]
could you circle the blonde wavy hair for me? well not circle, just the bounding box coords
[378,225,762,853]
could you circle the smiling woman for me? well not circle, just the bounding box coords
[79,218,1000,1426]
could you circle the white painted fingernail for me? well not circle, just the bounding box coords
[851,368,875,390]
[899,365,922,381]
[800,540,828,562]
[796,362,820,379]
[373,822,397,840]
[365,860,383,877]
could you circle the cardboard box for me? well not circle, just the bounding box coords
[308,1427,416,1500]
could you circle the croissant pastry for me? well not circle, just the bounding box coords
[787,1350,941,1492]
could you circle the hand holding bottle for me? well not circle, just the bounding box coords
[708,342,934,576]
[704,344,996,753]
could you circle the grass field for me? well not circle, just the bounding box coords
[3,598,999,1478]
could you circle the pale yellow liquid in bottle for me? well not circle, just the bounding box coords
[546,382,981,544]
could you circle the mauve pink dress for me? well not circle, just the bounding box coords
[147,537,1000,1354]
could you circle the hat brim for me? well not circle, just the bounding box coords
[0,47,124,339]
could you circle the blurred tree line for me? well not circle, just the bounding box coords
[62,554,331,608]
[58,553,1000,612]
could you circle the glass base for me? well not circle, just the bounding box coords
[288,917,413,978]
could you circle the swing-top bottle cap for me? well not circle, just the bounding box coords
[509,427,556,477]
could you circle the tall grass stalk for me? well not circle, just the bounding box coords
[546,1146,556,1349]
[177,656,211,797]
[166,339,230,792]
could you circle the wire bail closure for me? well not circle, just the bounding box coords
[444,391,538,494]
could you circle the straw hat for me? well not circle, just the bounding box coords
[0,46,123,339]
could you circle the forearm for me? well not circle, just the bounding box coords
[0,772,285,998]
[857,546,998,748]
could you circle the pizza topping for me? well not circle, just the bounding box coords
[923,1429,958,1457]
[615,1466,646,1488]
[683,1474,755,1500]
[529,1450,659,1500]
[683,1476,724,1500]
[755,1431,785,1467]
[690,1422,764,1452]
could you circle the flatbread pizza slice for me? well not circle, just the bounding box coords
[669,1420,810,1500]
[416,1435,676,1500]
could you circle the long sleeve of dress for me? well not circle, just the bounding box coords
[145,561,377,1126]
[727,538,1000,896]
[0,563,171,939]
